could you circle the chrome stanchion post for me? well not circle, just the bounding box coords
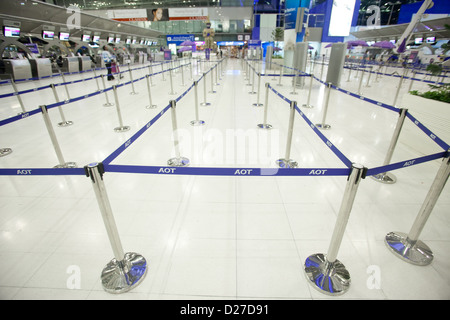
[181,62,186,86]
[408,71,417,92]
[9,76,27,114]
[39,105,76,168]
[357,68,365,95]
[316,82,332,130]
[161,62,166,81]
[101,75,114,107]
[346,63,353,82]
[209,69,216,93]
[59,71,71,101]
[0,148,12,157]
[168,100,190,166]
[385,153,450,266]
[93,68,101,91]
[84,162,147,294]
[365,66,372,87]
[302,73,314,108]
[249,66,256,94]
[112,85,130,132]
[371,108,408,184]
[290,70,298,95]
[252,72,263,106]
[169,65,176,95]
[276,101,298,168]
[200,73,211,106]
[145,74,157,109]
[128,63,138,95]
[190,80,205,126]
[257,83,272,129]
[304,163,366,296]
[50,83,73,127]
[277,66,283,86]
[148,64,155,86]
[392,73,404,107]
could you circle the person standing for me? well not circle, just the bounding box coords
[102,46,115,81]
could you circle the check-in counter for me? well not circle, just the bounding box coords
[29,58,52,78]
[3,59,33,80]
[78,56,92,71]
[62,57,79,73]
[95,56,105,68]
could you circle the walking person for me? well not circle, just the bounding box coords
[102,46,115,81]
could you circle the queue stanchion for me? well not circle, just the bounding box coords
[101,75,114,107]
[50,83,73,127]
[161,62,166,81]
[252,72,263,106]
[91,68,101,92]
[385,152,450,266]
[148,64,155,86]
[128,63,138,95]
[59,71,72,101]
[190,80,205,126]
[392,72,405,107]
[276,101,298,168]
[168,100,190,167]
[84,162,147,293]
[112,85,130,133]
[169,66,177,95]
[145,74,157,109]
[346,63,353,82]
[200,73,211,106]
[304,163,366,296]
[39,105,76,168]
[316,82,332,130]
[249,66,257,94]
[371,108,408,184]
[357,68,365,95]
[0,148,12,157]
[181,62,186,86]
[365,66,372,87]
[408,71,417,92]
[9,76,27,114]
[257,83,273,129]
[277,66,283,87]
[290,71,298,95]
[302,73,314,109]
[209,69,216,94]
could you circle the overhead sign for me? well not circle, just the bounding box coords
[166,34,195,45]
[108,9,148,21]
[168,8,208,20]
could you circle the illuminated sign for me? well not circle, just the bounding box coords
[328,0,356,37]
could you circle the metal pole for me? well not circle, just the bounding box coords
[50,83,73,127]
[128,63,138,95]
[101,75,114,107]
[392,73,404,107]
[191,81,205,126]
[249,66,256,94]
[316,83,332,130]
[365,66,372,87]
[9,76,27,114]
[148,64,155,86]
[93,68,101,91]
[168,100,190,166]
[39,105,76,168]
[346,63,353,82]
[277,66,283,86]
[385,153,450,266]
[200,73,211,106]
[253,72,263,106]
[276,101,298,168]
[145,74,157,109]
[290,70,298,95]
[112,85,130,132]
[59,71,72,101]
[209,69,216,93]
[0,148,12,157]
[408,71,417,92]
[169,66,176,95]
[357,68,365,95]
[161,62,166,81]
[371,108,408,184]
[257,83,272,129]
[181,62,186,86]
[302,73,314,108]
[304,163,366,296]
[84,162,147,294]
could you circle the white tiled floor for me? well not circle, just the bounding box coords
[0,55,449,300]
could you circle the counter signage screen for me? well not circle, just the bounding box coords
[82,34,91,42]
[59,32,70,41]
[4,26,20,37]
[43,30,54,40]
[93,35,100,42]
[328,0,356,37]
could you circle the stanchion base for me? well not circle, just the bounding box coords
[302,104,314,108]
[316,123,331,130]
[169,92,177,95]
[168,157,190,167]
[371,172,396,184]
[146,105,157,109]
[209,91,217,94]
[200,102,211,106]
[58,121,74,127]
[252,103,263,107]
[101,252,147,294]
[54,162,77,168]
[385,231,433,266]
[276,159,298,168]
[248,91,257,94]
[290,91,298,95]
[114,126,131,133]
[103,103,114,107]
[0,148,13,157]
[130,92,139,95]
[190,120,205,126]
[257,124,272,129]
[304,253,350,296]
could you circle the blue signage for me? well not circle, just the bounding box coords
[284,0,300,30]
[166,34,195,45]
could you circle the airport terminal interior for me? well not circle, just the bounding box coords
[0,0,449,300]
